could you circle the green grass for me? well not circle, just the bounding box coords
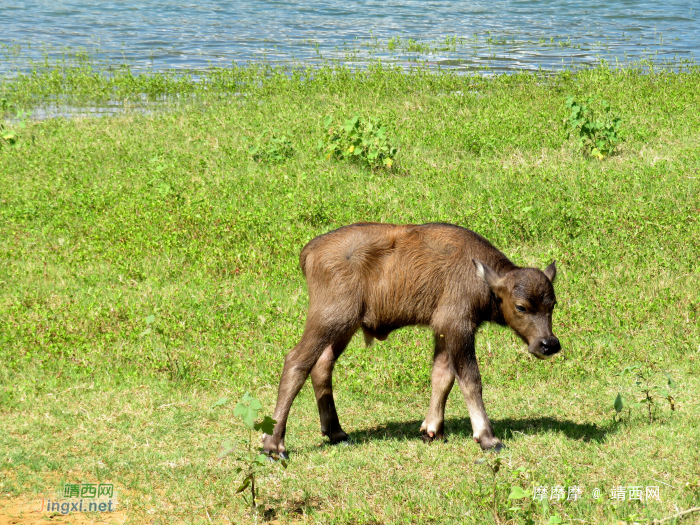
[1,61,700,524]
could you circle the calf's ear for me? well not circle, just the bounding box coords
[543,261,557,282]
[473,259,503,291]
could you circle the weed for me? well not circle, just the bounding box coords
[139,314,190,382]
[0,122,18,147]
[565,96,622,158]
[387,36,400,52]
[476,454,504,523]
[248,129,294,164]
[508,485,539,525]
[214,393,287,512]
[508,484,564,525]
[613,392,626,423]
[614,366,676,423]
[477,460,567,525]
[402,38,430,53]
[0,109,29,148]
[318,113,397,169]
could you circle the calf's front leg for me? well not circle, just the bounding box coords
[448,331,503,451]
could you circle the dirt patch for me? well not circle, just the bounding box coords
[0,499,127,525]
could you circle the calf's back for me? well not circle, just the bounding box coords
[299,223,515,335]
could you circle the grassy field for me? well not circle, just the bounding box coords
[1,61,700,524]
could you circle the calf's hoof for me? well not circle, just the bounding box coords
[262,434,288,458]
[421,430,447,444]
[263,447,290,460]
[263,448,289,460]
[477,435,505,453]
[419,420,446,443]
[323,429,350,445]
[323,430,350,445]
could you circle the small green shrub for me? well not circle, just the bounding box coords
[386,36,429,53]
[0,110,29,149]
[508,483,563,525]
[475,454,508,524]
[318,113,397,169]
[0,123,18,147]
[214,393,287,512]
[565,96,622,158]
[614,365,676,423]
[248,129,294,163]
[476,457,563,525]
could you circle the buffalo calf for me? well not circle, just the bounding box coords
[262,222,560,457]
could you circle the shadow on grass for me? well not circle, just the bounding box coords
[345,416,614,445]
[262,495,322,522]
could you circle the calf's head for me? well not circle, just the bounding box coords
[473,260,560,359]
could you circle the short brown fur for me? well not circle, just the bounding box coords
[263,222,560,457]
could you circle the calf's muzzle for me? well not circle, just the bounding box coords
[530,336,561,359]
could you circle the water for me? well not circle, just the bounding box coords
[0,0,698,74]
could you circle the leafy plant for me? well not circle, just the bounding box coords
[475,454,511,524]
[387,36,400,51]
[318,113,397,169]
[508,485,537,525]
[508,484,563,525]
[386,36,429,53]
[0,123,18,147]
[614,365,676,423]
[215,393,287,512]
[0,110,29,148]
[613,392,626,423]
[248,129,294,163]
[565,96,622,158]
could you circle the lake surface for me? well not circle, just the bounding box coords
[0,1,698,73]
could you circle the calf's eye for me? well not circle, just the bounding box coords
[515,305,526,313]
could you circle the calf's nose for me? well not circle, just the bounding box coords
[540,336,561,355]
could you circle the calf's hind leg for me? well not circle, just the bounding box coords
[310,330,355,444]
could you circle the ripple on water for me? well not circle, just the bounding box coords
[0,0,697,74]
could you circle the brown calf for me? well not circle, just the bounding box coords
[263,222,560,457]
